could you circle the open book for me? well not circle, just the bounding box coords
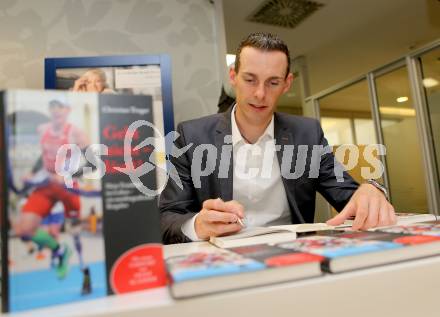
[209,223,342,248]
[343,212,439,228]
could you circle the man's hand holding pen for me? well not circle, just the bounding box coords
[194,198,245,240]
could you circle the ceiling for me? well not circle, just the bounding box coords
[221,0,440,108]
[223,0,425,56]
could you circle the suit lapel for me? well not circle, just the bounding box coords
[274,113,298,217]
[214,108,233,201]
[274,113,296,175]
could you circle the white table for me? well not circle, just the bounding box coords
[6,242,440,317]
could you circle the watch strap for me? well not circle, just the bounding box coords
[366,179,389,201]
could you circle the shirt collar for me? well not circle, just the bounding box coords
[230,104,274,146]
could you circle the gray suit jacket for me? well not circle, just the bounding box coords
[159,108,359,244]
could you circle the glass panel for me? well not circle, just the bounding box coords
[353,118,376,145]
[375,66,428,212]
[318,80,381,185]
[277,72,303,116]
[419,47,440,192]
[321,118,354,145]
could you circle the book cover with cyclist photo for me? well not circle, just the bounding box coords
[0,89,166,312]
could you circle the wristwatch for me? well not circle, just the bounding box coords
[366,179,389,201]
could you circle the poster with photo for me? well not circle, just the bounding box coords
[45,55,175,190]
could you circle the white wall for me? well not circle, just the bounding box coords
[0,0,223,125]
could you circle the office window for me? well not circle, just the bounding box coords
[375,66,428,212]
[419,48,440,192]
[318,80,379,184]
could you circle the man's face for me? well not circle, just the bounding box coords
[230,47,293,127]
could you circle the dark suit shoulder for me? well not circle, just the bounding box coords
[178,112,224,130]
[176,112,229,144]
[274,112,322,141]
[274,112,320,129]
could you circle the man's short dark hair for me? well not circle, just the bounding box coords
[234,32,291,78]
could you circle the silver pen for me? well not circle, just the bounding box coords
[237,218,245,227]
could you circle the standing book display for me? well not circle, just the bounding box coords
[0,89,166,312]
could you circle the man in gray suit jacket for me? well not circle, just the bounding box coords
[160,33,395,244]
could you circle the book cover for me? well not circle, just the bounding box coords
[278,234,400,259]
[167,244,324,298]
[229,244,324,268]
[0,90,166,312]
[277,229,440,273]
[343,212,439,227]
[167,251,265,282]
[374,220,440,237]
[166,250,265,298]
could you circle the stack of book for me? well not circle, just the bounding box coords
[167,218,440,298]
[278,221,440,273]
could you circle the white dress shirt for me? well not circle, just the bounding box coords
[181,107,291,240]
